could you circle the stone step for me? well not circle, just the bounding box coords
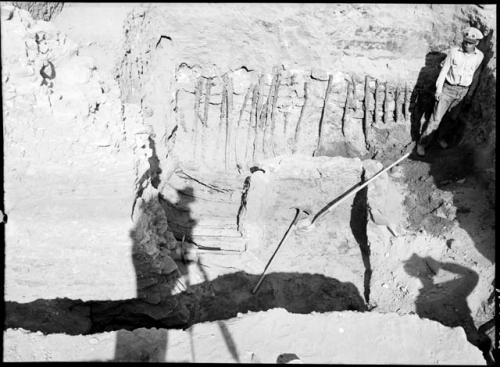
[166,170,247,203]
[168,222,241,238]
[165,182,241,204]
[174,217,239,228]
[168,217,239,230]
[170,170,247,189]
[189,236,247,251]
[161,195,241,220]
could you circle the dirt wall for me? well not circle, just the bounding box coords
[2,3,496,363]
[116,4,495,176]
[8,1,63,21]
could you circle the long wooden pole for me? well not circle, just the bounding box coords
[251,208,301,294]
[309,152,411,228]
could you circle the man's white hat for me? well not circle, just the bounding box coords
[463,27,484,42]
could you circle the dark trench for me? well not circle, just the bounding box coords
[4,271,367,336]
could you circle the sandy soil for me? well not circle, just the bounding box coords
[3,309,485,364]
[2,3,496,364]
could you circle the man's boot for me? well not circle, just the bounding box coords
[438,138,449,149]
[416,143,426,156]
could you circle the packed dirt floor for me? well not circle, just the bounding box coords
[2,3,497,364]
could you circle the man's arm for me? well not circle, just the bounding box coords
[435,49,453,99]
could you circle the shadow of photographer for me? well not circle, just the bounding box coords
[403,254,493,364]
[114,183,197,361]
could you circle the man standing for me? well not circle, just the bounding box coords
[416,27,484,156]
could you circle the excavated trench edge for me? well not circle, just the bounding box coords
[2,4,494,364]
[3,156,375,336]
[4,157,494,363]
[5,270,369,336]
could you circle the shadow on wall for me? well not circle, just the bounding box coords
[460,27,496,175]
[114,328,168,362]
[441,26,496,153]
[424,68,496,364]
[425,140,495,265]
[412,42,496,264]
[4,193,367,361]
[114,188,196,362]
[409,51,447,142]
[410,36,494,150]
[194,246,241,362]
[3,272,367,334]
[403,254,493,363]
[405,27,495,363]
[407,29,495,262]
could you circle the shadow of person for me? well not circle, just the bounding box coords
[2,174,364,362]
[406,31,496,362]
[425,54,496,264]
[195,255,241,362]
[5,271,367,363]
[114,186,197,362]
[157,186,198,288]
[131,136,162,220]
[157,186,201,361]
[403,254,493,363]
[409,51,447,142]
[113,328,168,362]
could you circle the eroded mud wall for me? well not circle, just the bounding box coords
[111,4,496,310]
[173,67,413,172]
[116,4,495,176]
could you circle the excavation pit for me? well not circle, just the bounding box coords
[2,3,496,364]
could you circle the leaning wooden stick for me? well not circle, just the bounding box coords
[252,208,302,294]
[297,151,411,231]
